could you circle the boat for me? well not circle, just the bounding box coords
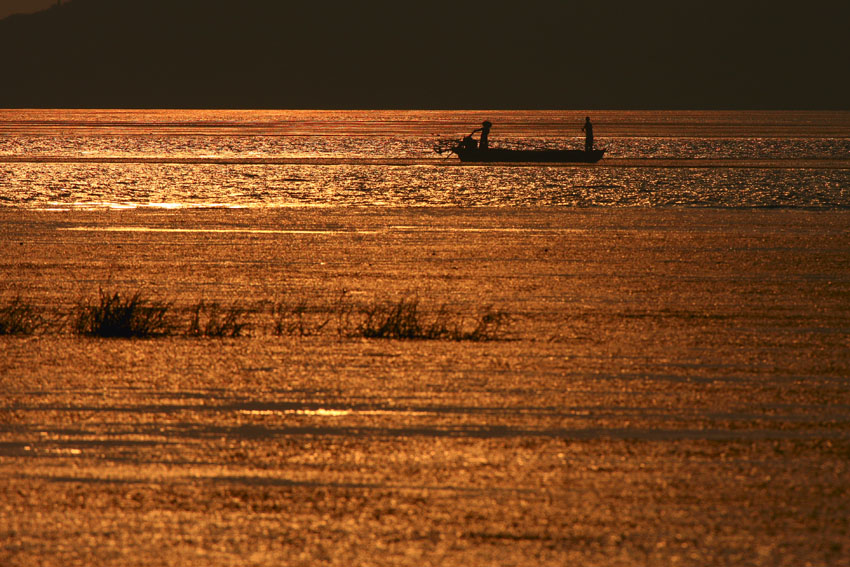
[434,137,605,163]
[449,146,605,163]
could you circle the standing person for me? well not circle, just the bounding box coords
[582,116,594,152]
[471,120,492,151]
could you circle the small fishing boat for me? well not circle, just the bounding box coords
[434,127,605,163]
[445,145,605,163]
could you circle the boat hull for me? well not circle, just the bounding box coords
[454,147,605,163]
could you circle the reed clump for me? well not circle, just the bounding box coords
[271,299,331,337]
[350,297,509,341]
[0,297,46,335]
[354,297,443,339]
[73,289,172,338]
[187,301,250,338]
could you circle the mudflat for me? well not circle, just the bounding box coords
[2,208,849,566]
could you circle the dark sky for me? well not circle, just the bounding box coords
[1,0,848,109]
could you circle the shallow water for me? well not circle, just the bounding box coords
[2,207,850,566]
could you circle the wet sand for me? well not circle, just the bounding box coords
[2,207,849,566]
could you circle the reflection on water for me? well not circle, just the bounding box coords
[2,109,849,210]
[60,226,379,234]
[240,409,428,417]
[3,162,845,210]
[59,225,588,234]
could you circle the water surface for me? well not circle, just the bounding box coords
[2,109,848,209]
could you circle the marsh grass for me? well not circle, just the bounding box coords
[73,290,172,338]
[270,292,509,341]
[271,300,331,337]
[354,297,444,339]
[351,297,509,341]
[6,290,509,341]
[187,301,250,337]
[0,297,45,335]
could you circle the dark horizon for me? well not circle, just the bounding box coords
[2,0,849,110]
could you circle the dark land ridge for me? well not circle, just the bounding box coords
[1,0,849,109]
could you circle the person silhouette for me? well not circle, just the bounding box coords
[470,120,492,151]
[582,117,594,152]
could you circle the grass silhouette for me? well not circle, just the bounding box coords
[73,290,172,338]
[351,297,509,341]
[0,297,45,335]
[2,290,509,341]
[187,301,250,338]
